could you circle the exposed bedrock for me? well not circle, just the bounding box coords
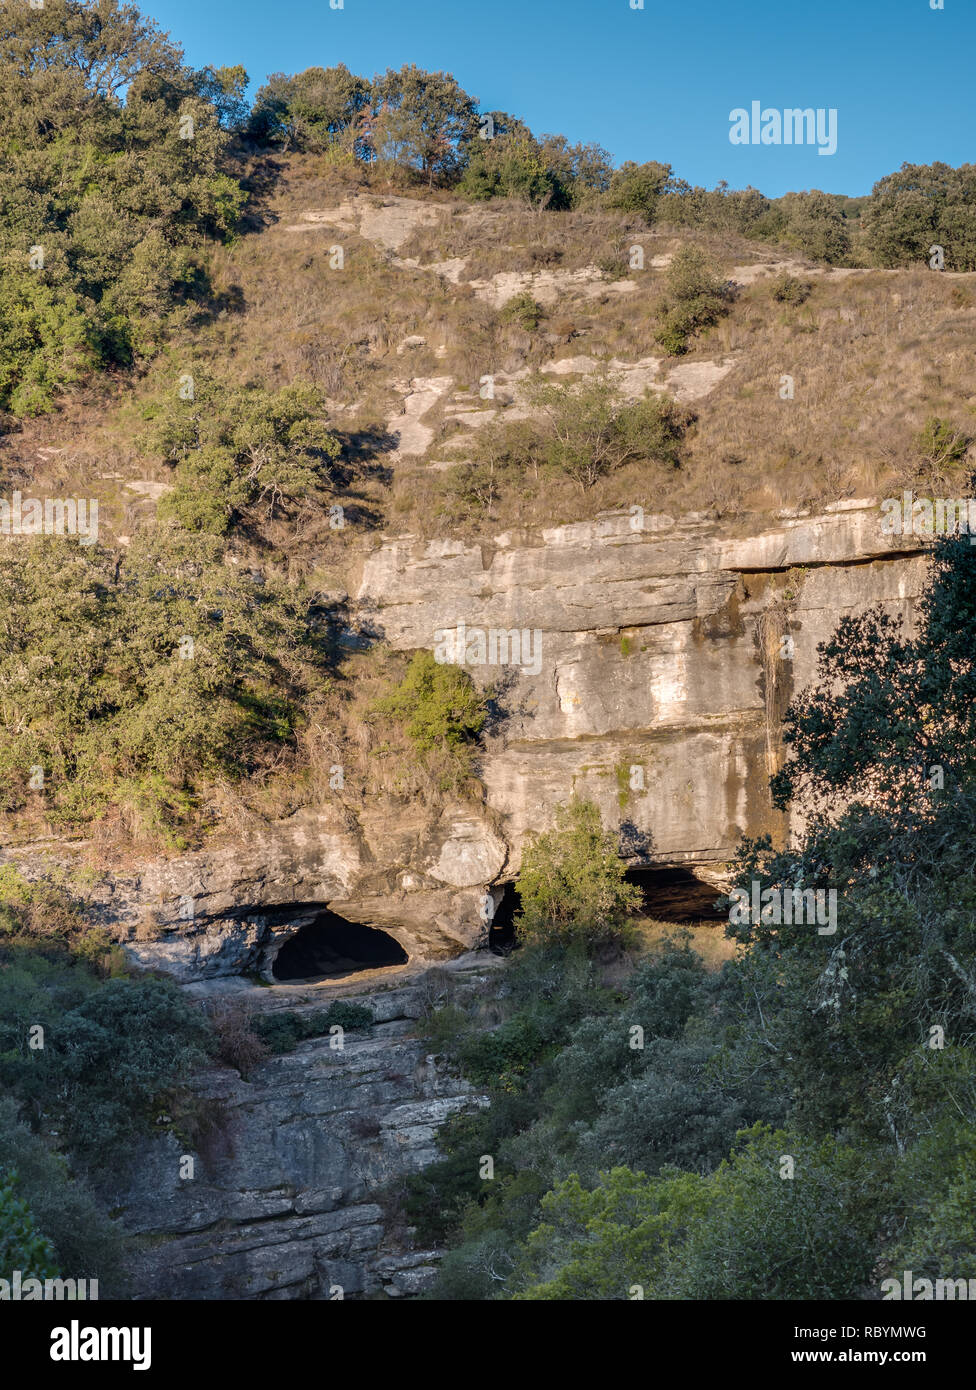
[103,974,492,1300]
[358,500,927,874]
[2,500,927,980]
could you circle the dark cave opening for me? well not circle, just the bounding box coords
[487,882,520,953]
[271,912,408,982]
[483,868,722,952]
[624,866,725,923]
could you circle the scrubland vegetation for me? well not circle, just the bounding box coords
[0,867,216,1289]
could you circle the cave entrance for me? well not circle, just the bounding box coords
[624,866,725,924]
[271,911,408,982]
[487,882,520,953]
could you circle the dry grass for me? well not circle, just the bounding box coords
[632,919,739,970]
[5,163,975,549]
[300,644,485,810]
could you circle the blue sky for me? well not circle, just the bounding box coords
[146,0,973,196]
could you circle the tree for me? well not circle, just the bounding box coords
[458,119,565,206]
[778,190,852,264]
[196,64,250,131]
[513,1167,710,1300]
[0,1099,126,1290]
[370,65,478,187]
[372,650,485,752]
[727,536,976,1133]
[914,416,971,472]
[771,535,976,821]
[46,975,213,1164]
[142,378,341,533]
[863,162,976,271]
[605,161,678,222]
[525,377,690,491]
[535,134,613,206]
[0,0,246,412]
[515,799,641,948]
[0,530,323,839]
[512,1127,881,1301]
[0,1172,58,1280]
[249,65,369,151]
[671,1126,882,1300]
[654,245,732,355]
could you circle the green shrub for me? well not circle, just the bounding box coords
[0,529,324,841]
[499,292,544,331]
[0,952,213,1166]
[140,379,341,535]
[670,1126,883,1300]
[254,1001,374,1054]
[43,976,214,1166]
[0,1100,126,1290]
[457,124,570,207]
[372,650,486,754]
[914,415,970,469]
[0,1171,58,1280]
[399,1113,492,1245]
[604,161,678,221]
[0,1,246,412]
[778,190,853,264]
[863,162,976,271]
[526,377,691,489]
[248,65,369,151]
[512,1126,881,1300]
[0,273,99,416]
[512,1166,710,1300]
[459,1016,547,1088]
[516,799,641,949]
[325,1000,375,1031]
[419,1002,470,1054]
[771,272,813,305]
[654,246,732,355]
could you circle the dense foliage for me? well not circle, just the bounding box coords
[0,873,217,1292]
[0,0,246,414]
[516,799,641,947]
[0,529,326,841]
[438,378,693,521]
[140,378,341,533]
[4,3,975,416]
[372,649,486,761]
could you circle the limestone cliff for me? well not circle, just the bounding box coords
[104,969,491,1300]
[10,497,925,981]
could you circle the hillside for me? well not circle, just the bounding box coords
[4,3,976,1316]
[7,157,976,559]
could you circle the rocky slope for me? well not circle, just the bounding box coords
[80,492,931,1299]
[103,968,492,1300]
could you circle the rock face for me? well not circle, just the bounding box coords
[1,499,929,979]
[358,500,928,873]
[105,975,490,1300]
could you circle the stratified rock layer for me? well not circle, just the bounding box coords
[105,974,490,1300]
[2,500,927,978]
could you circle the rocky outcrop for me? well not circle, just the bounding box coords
[358,500,928,871]
[11,499,933,1301]
[106,973,491,1300]
[0,499,930,980]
